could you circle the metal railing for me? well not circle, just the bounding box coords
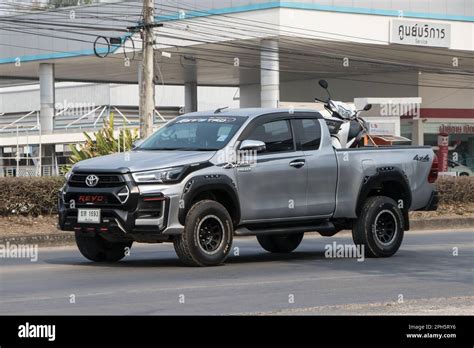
[0,111,40,134]
[0,105,174,136]
[0,164,69,177]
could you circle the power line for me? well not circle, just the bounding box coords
[0,0,473,91]
[158,24,472,76]
[157,1,474,60]
[2,0,472,71]
[1,26,473,90]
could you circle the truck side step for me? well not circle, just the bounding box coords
[234,221,336,236]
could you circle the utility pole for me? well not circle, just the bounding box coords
[139,0,155,139]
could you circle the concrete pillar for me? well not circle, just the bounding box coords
[240,84,261,108]
[260,39,280,108]
[412,118,424,145]
[184,82,198,113]
[39,63,55,133]
[184,57,198,113]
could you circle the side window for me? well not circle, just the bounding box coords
[247,119,294,153]
[295,119,321,150]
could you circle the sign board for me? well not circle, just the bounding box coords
[390,19,451,48]
[367,121,396,136]
[439,124,474,134]
[366,117,401,136]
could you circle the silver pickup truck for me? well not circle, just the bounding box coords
[58,108,439,266]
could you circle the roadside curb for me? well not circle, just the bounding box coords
[0,233,75,247]
[0,217,472,247]
[410,216,474,230]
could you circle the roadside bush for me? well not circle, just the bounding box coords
[436,176,474,206]
[0,177,65,216]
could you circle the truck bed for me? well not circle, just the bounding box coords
[333,146,436,218]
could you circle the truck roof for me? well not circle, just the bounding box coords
[180,108,322,120]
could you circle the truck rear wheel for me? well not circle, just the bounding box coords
[173,200,233,267]
[257,233,304,253]
[352,196,404,258]
[75,232,132,262]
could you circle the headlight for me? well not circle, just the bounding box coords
[64,170,72,181]
[132,166,184,184]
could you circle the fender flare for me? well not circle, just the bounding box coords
[178,174,240,225]
[356,167,412,229]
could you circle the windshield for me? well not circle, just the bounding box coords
[138,116,247,151]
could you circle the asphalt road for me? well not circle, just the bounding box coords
[1,229,473,315]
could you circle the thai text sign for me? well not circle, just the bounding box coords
[390,19,450,48]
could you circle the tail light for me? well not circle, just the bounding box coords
[428,155,438,183]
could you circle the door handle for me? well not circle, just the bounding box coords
[289,159,305,168]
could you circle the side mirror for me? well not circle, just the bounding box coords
[239,139,266,152]
[318,79,328,89]
[363,104,372,111]
[131,139,144,150]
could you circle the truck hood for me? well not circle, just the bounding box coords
[72,150,216,173]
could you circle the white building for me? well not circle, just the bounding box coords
[0,0,473,175]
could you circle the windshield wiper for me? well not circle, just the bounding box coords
[188,148,219,151]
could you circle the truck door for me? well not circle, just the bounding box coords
[292,118,338,216]
[236,118,308,221]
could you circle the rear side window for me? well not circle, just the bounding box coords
[294,119,321,150]
[247,120,294,153]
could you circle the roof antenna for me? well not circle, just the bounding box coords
[214,106,229,114]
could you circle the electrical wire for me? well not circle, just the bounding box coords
[0,0,473,90]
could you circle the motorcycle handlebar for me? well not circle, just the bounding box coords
[325,106,345,120]
[315,97,358,122]
[314,97,327,103]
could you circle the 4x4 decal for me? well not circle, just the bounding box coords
[413,154,430,162]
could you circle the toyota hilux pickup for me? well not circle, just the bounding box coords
[58,108,439,266]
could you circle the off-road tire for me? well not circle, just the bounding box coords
[173,200,233,267]
[352,196,404,258]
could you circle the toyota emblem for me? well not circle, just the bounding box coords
[85,174,99,187]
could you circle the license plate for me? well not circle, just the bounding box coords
[77,209,101,224]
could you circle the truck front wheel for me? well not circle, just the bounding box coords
[257,233,304,253]
[352,196,404,258]
[173,200,233,266]
[75,232,132,262]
